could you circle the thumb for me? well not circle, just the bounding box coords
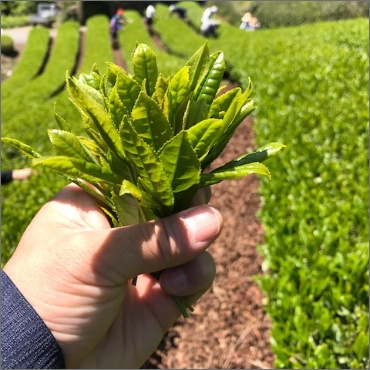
[87,205,223,282]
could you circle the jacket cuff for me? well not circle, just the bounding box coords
[1,270,65,368]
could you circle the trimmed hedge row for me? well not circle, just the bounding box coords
[207,17,368,369]
[119,9,185,76]
[153,4,205,59]
[2,20,80,127]
[2,26,50,99]
[54,15,115,134]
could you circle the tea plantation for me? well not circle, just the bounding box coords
[1,3,368,368]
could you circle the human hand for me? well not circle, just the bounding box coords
[11,168,35,181]
[3,184,222,368]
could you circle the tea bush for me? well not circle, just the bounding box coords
[1,34,15,56]
[2,27,50,99]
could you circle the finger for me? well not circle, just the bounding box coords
[87,205,223,283]
[159,251,216,296]
[189,187,211,206]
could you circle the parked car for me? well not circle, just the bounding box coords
[29,3,59,27]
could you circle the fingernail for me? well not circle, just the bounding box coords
[181,206,222,248]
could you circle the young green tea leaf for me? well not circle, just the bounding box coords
[186,42,210,92]
[186,118,224,163]
[208,87,241,119]
[153,74,170,105]
[132,43,158,96]
[112,70,141,116]
[158,131,201,193]
[54,104,71,132]
[1,137,41,159]
[200,162,271,187]
[47,129,96,163]
[32,156,118,184]
[120,116,174,214]
[67,75,125,159]
[194,51,226,107]
[166,65,191,134]
[131,91,172,152]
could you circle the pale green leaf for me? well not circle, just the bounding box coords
[256,142,286,157]
[167,65,191,133]
[200,162,271,187]
[120,180,159,210]
[54,104,71,132]
[203,92,254,168]
[79,66,102,90]
[114,71,141,115]
[131,92,172,152]
[120,117,174,210]
[67,75,125,158]
[32,156,118,184]
[208,87,241,119]
[112,191,140,226]
[152,74,170,106]
[1,137,41,159]
[194,51,226,107]
[159,131,201,193]
[132,43,158,96]
[210,143,285,173]
[77,74,105,106]
[186,42,210,91]
[48,129,95,163]
[186,118,224,163]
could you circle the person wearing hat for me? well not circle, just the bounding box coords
[240,11,261,31]
[200,5,220,38]
[110,8,125,40]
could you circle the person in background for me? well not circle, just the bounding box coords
[1,183,223,368]
[110,8,125,42]
[200,5,220,38]
[145,4,156,35]
[239,11,261,31]
[168,4,188,21]
[1,168,34,185]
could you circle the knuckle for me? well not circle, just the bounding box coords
[152,218,180,265]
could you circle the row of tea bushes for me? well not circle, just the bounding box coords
[152,3,205,58]
[119,9,185,76]
[2,26,50,99]
[211,18,368,369]
[2,20,80,128]
[249,20,369,369]
[54,15,116,134]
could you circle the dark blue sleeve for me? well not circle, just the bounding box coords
[1,171,13,185]
[1,270,65,369]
